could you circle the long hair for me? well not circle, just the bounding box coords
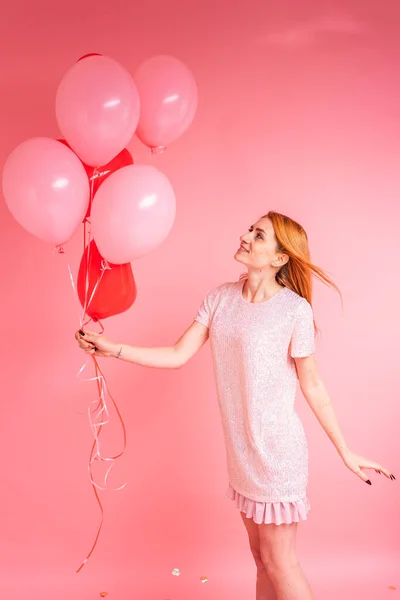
[241,211,341,330]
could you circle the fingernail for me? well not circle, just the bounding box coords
[366,480,372,485]
[390,474,396,481]
[79,330,85,336]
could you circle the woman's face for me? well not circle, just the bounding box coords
[235,217,284,271]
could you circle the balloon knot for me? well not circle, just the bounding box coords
[150,146,166,155]
[101,260,111,271]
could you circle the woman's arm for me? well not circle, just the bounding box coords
[295,354,394,482]
[76,321,209,369]
[294,354,349,458]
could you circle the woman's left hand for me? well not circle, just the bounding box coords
[341,450,395,484]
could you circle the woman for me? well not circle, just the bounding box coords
[76,211,395,600]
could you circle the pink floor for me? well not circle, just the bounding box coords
[2,556,398,599]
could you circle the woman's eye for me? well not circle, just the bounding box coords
[256,233,263,239]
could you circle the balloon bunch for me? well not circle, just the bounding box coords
[1,53,198,569]
[2,53,197,319]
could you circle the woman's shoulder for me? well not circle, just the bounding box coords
[283,287,313,312]
[216,280,240,294]
[204,280,239,300]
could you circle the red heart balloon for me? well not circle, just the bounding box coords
[57,139,133,218]
[77,240,137,320]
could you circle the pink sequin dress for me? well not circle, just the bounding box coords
[194,280,315,526]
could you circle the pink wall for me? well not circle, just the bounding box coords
[0,1,399,598]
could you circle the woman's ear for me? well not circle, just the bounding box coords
[272,254,289,267]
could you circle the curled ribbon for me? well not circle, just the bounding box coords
[75,357,127,573]
[57,167,127,573]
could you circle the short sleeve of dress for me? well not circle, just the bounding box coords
[290,299,315,358]
[194,286,222,329]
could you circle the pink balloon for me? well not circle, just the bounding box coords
[134,55,198,150]
[56,55,140,166]
[91,165,176,264]
[2,138,90,245]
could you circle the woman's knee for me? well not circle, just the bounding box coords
[250,545,267,572]
[258,525,299,577]
[261,548,299,579]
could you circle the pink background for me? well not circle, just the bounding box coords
[0,1,399,598]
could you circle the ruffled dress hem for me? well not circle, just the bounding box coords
[226,485,311,525]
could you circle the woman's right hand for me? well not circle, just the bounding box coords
[75,330,119,358]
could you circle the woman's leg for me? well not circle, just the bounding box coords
[258,521,313,600]
[240,512,278,600]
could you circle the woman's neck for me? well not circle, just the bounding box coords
[243,272,283,302]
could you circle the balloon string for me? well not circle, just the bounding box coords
[75,357,127,573]
[81,168,97,326]
[80,173,110,327]
[58,167,128,573]
[82,267,106,326]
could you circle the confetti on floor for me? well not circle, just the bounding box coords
[388,586,396,591]
[100,593,108,598]
[200,576,208,584]
[172,568,180,577]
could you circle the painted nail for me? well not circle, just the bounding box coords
[79,330,85,336]
[390,474,396,480]
[366,480,372,485]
